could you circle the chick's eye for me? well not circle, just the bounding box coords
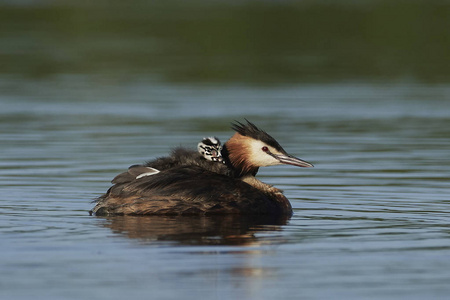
[262,146,269,152]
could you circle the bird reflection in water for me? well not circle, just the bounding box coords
[97,214,289,246]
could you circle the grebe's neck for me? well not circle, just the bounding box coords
[222,142,259,178]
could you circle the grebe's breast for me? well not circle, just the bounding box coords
[93,165,292,216]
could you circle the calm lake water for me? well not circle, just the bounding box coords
[1,1,450,300]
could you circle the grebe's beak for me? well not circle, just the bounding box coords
[275,154,314,168]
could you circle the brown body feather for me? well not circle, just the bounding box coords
[93,165,292,216]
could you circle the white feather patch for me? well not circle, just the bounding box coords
[205,136,219,145]
[136,167,160,179]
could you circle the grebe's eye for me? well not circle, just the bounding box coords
[262,146,269,152]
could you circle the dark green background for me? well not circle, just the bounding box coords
[1,0,449,84]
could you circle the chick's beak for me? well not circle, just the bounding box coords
[211,150,223,162]
[275,154,314,168]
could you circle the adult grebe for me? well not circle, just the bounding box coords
[91,120,313,216]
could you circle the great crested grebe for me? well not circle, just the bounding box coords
[91,120,313,216]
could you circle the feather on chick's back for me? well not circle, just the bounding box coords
[146,148,230,175]
[111,147,231,186]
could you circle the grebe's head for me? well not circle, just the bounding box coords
[224,120,313,176]
[198,136,223,162]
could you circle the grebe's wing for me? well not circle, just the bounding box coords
[112,165,160,184]
[93,165,288,216]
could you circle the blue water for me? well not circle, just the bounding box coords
[1,79,450,299]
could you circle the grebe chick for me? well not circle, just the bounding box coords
[198,136,224,163]
[111,137,228,185]
[92,120,313,216]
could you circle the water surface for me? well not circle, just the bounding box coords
[2,81,449,300]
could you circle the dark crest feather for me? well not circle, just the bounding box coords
[231,119,285,152]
